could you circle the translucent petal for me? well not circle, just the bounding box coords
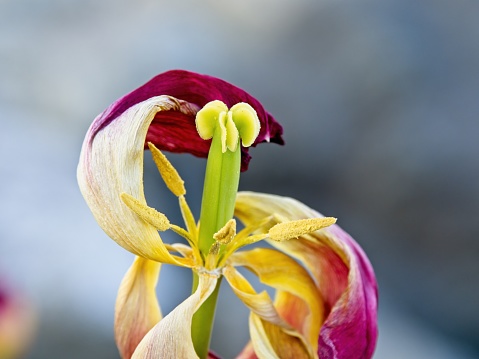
[78,96,194,266]
[249,314,311,359]
[115,257,161,359]
[230,248,324,352]
[223,266,314,358]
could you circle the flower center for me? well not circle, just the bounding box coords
[195,101,260,257]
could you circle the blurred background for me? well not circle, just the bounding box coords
[1,0,478,358]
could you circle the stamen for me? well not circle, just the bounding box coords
[148,142,185,197]
[268,217,337,241]
[213,219,236,244]
[120,193,170,231]
[204,244,220,270]
[218,216,276,267]
[179,195,198,239]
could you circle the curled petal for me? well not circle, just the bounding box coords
[115,257,161,359]
[230,248,324,352]
[88,70,283,171]
[78,95,194,266]
[249,314,311,359]
[223,266,314,359]
[131,274,218,358]
[234,192,378,359]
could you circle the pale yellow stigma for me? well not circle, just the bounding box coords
[268,217,337,241]
[195,100,260,153]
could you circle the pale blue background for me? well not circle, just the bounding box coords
[1,0,478,358]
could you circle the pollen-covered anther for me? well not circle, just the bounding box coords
[148,142,186,197]
[213,219,237,245]
[268,217,337,241]
[195,101,260,153]
[120,192,170,231]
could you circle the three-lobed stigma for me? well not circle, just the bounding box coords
[195,100,260,153]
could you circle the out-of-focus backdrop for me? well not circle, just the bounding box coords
[1,0,478,358]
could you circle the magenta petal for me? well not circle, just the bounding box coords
[318,224,378,359]
[89,70,283,171]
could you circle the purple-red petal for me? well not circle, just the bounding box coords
[317,224,378,359]
[90,70,284,171]
[234,192,378,359]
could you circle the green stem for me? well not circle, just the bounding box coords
[191,274,222,359]
[191,126,241,358]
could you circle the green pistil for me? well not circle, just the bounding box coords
[197,126,240,256]
[191,100,260,359]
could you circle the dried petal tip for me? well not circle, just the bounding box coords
[269,217,337,241]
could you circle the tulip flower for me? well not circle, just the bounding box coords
[77,70,378,359]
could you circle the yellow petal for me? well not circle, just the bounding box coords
[77,96,193,266]
[131,274,218,359]
[230,248,324,352]
[115,257,161,359]
[249,314,312,359]
[223,266,315,358]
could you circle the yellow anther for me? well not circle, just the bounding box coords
[148,142,186,197]
[120,192,170,231]
[268,217,337,241]
[195,101,260,153]
[213,219,237,244]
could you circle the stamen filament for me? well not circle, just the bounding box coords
[178,195,199,245]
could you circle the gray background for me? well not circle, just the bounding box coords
[1,0,478,358]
